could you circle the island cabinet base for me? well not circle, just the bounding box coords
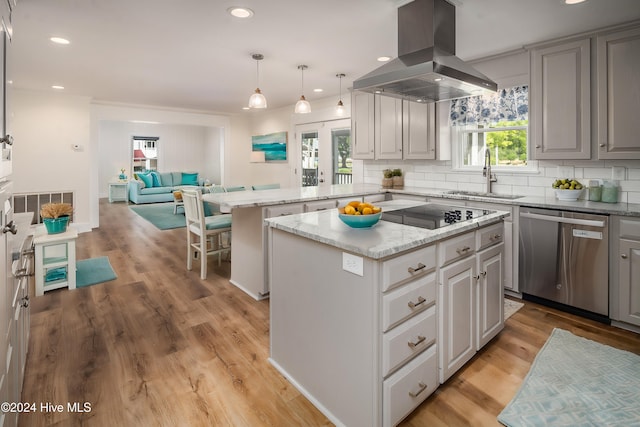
[269,228,439,427]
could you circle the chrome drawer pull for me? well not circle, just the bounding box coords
[456,246,471,255]
[408,335,426,349]
[407,263,426,274]
[621,253,628,259]
[408,382,427,398]
[490,233,502,240]
[407,296,426,309]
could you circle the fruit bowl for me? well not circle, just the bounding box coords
[555,188,584,201]
[338,212,382,228]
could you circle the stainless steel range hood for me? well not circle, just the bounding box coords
[353,0,497,102]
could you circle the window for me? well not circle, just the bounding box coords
[451,86,529,169]
[132,136,159,174]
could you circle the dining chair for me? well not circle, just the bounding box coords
[224,185,246,192]
[252,183,280,191]
[182,189,232,280]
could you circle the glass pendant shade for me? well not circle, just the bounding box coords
[294,65,311,114]
[248,54,267,109]
[249,88,267,109]
[335,73,346,116]
[295,95,311,114]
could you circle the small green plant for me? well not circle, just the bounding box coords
[383,169,393,179]
[392,168,402,177]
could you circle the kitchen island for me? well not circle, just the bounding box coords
[202,184,383,299]
[265,201,509,427]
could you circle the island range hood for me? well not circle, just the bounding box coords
[353,0,497,102]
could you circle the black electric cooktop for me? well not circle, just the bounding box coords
[381,203,494,230]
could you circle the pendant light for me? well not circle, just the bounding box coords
[335,73,346,116]
[248,53,267,109]
[294,65,311,114]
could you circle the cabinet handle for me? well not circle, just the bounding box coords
[407,263,426,274]
[456,246,471,255]
[599,143,606,148]
[408,335,426,349]
[408,381,428,398]
[535,145,541,149]
[621,253,628,259]
[490,234,502,241]
[482,271,487,278]
[407,296,426,309]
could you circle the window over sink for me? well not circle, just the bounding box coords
[450,85,532,171]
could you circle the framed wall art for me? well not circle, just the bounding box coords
[251,131,287,162]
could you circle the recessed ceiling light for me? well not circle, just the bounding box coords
[50,37,70,45]
[227,7,254,18]
[377,56,391,62]
[129,120,160,124]
[313,88,323,93]
[565,0,586,4]
[242,106,250,110]
[52,85,64,90]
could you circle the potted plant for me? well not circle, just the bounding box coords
[382,169,393,188]
[40,202,73,234]
[392,168,404,188]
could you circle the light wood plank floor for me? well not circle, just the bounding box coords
[20,199,640,426]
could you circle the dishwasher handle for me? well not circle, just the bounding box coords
[520,212,605,228]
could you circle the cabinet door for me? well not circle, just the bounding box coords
[375,95,402,160]
[402,100,435,159]
[438,257,476,383]
[351,91,375,159]
[477,243,504,349]
[597,26,640,159]
[618,239,640,326]
[530,38,591,159]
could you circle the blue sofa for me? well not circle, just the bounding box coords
[128,171,201,204]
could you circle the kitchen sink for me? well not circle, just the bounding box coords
[444,190,525,200]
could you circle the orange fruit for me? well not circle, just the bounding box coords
[344,205,356,215]
[372,206,382,214]
[362,207,373,215]
[348,201,361,208]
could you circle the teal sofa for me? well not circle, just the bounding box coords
[129,171,201,204]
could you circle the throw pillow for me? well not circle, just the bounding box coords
[136,179,146,189]
[181,172,199,186]
[138,172,153,188]
[150,171,162,187]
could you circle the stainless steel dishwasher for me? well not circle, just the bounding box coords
[519,207,609,322]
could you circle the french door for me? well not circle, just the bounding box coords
[296,119,352,189]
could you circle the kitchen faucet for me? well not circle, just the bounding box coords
[483,148,497,193]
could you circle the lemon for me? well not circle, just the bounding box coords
[344,205,356,215]
[348,201,361,208]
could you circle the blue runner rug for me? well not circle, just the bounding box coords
[76,257,117,288]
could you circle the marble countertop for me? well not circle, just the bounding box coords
[202,183,383,212]
[265,200,509,260]
[201,183,639,217]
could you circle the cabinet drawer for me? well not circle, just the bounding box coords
[618,217,640,240]
[303,200,337,212]
[264,203,304,218]
[382,306,436,377]
[382,272,436,332]
[383,344,437,427]
[381,245,436,292]
[364,193,387,203]
[438,232,475,266]
[477,223,504,251]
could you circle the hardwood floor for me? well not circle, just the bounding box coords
[20,199,640,427]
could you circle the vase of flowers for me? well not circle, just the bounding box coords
[40,203,73,234]
[119,168,127,180]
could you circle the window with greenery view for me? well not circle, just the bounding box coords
[451,86,529,169]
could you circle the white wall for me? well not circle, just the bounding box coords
[11,89,92,229]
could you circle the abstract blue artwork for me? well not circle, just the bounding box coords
[252,131,287,162]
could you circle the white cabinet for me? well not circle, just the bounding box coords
[438,225,504,383]
[596,26,640,159]
[375,96,403,160]
[610,216,640,328]
[402,101,436,160]
[530,37,591,159]
[351,90,375,159]
[303,199,337,212]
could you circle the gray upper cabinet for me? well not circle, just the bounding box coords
[351,90,375,160]
[597,26,640,159]
[375,95,403,160]
[402,100,436,160]
[530,38,591,160]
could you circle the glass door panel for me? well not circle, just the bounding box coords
[301,130,318,187]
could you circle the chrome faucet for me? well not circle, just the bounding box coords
[483,148,497,193]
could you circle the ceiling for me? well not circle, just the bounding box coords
[9,0,640,115]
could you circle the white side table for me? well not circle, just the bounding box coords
[33,227,78,296]
[109,181,129,203]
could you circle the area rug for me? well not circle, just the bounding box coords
[498,328,640,426]
[504,298,524,320]
[130,203,186,230]
[76,257,117,288]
